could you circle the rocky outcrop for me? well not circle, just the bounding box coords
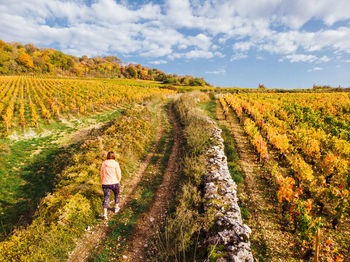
[204,119,254,262]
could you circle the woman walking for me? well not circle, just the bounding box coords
[100,151,122,220]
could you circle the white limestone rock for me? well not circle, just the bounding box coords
[203,118,254,262]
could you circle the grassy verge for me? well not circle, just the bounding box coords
[198,94,216,120]
[149,93,216,261]
[0,102,159,261]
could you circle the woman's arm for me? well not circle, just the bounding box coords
[116,162,122,182]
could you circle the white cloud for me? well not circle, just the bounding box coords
[206,68,226,75]
[280,54,331,63]
[214,51,225,58]
[149,60,168,65]
[230,53,248,61]
[233,41,253,52]
[188,33,212,50]
[318,55,331,62]
[0,0,215,59]
[142,47,173,57]
[164,0,194,28]
[308,67,323,72]
[282,54,318,63]
[0,0,350,62]
[170,49,214,59]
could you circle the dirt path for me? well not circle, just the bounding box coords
[68,106,165,262]
[120,104,181,262]
[216,101,296,261]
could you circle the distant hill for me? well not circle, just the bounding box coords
[0,40,209,86]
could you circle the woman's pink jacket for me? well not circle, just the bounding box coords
[100,159,121,185]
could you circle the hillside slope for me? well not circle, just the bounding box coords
[0,40,208,86]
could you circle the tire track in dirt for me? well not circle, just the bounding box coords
[216,100,296,261]
[120,103,181,262]
[68,104,165,262]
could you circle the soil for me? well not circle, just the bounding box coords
[120,103,181,262]
[216,100,297,261]
[66,122,104,145]
[67,105,166,262]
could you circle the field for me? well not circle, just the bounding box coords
[0,76,169,133]
[0,76,174,240]
[220,92,349,260]
[0,77,349,262]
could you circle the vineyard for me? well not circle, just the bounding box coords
[220,92,350,260]
[0,76,174,243]
[1,75,349,261]
[0,76,171,134]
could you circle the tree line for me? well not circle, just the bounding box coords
[0,40,209,86]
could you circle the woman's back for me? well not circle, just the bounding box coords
[101,159,121,185]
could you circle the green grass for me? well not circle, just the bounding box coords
[87,107,123,123]
[160,103,174,173]
[199,95,242,184]
[198,97,216,120]
[251,234,272,262]
[0,136,66,237]
[0,107,124,238]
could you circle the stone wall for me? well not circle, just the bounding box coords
[204,119,254,262]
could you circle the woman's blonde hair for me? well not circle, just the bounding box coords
[107,151,116,160]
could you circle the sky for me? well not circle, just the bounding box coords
[1,0,350,89]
